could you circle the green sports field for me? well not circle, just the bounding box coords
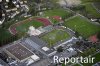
[44,9,70,16]
[72,2,100,18]
[84,3,100,18]
[64,15,100,38]
[44,9,72,24]
[16,19,44,33]
[41,29,70,47]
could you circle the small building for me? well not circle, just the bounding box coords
[42,47,57,57]
[67,47,74,52]
[28,26,42,36]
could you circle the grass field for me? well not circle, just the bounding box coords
[82,53,100,66]
[64,15,100,38]
[72,1,100,18]
[84,3,100,18]
[44,9,72,24]
[41,29,70,47]
[94,2,100,10]
[73,3,100,18]
[44,9,71,18]
[16,20,44,33]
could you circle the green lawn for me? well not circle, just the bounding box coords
[72,2,100,18]
[82,53,100,66]
[94,2,100,10]
[16,20,44,33]
[64,16,100,38]
[44,9,72,24]
[44,9,71,18]
[84,3,100,18]
[41,29,70,47]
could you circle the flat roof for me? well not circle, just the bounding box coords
[5,44,34,62]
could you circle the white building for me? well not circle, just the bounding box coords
[28,26,42,36]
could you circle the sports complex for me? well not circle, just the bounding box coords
[9,8,73,36]
[43,8,73,24]
[9,8,100,42]
[9,17,52,35]
[0,0,100,66]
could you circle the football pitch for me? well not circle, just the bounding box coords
[84,3,100,18]
[43,8,72,24]
[64,15,100,38]
[16,20,44,33]
[40,29,70,47]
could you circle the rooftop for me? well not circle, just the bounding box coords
[24,36,56,56]
[5,44,34,62]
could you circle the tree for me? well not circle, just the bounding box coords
[75,31,80,38]
[97,32,100,40]
[57,46,63,52]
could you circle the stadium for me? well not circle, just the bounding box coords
[9,17,52,35]
[40,27,71,47]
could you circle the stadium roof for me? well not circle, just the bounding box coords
[24,36,56,56]
[27,36,47,47]
[5,44,34,62]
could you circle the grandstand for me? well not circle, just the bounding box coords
[5,44,40,62]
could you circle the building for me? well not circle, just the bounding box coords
[2,35,57,65]
[28,26,42,36]
[24,36,57,57]
[0,0,28,25]
[4,43,40,63]
[0,4,5,25]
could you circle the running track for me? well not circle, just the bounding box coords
[9,17,52,35]
[34,17,52,26]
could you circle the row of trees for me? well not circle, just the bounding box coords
[97,32,100,40]
[0,35,19,46]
